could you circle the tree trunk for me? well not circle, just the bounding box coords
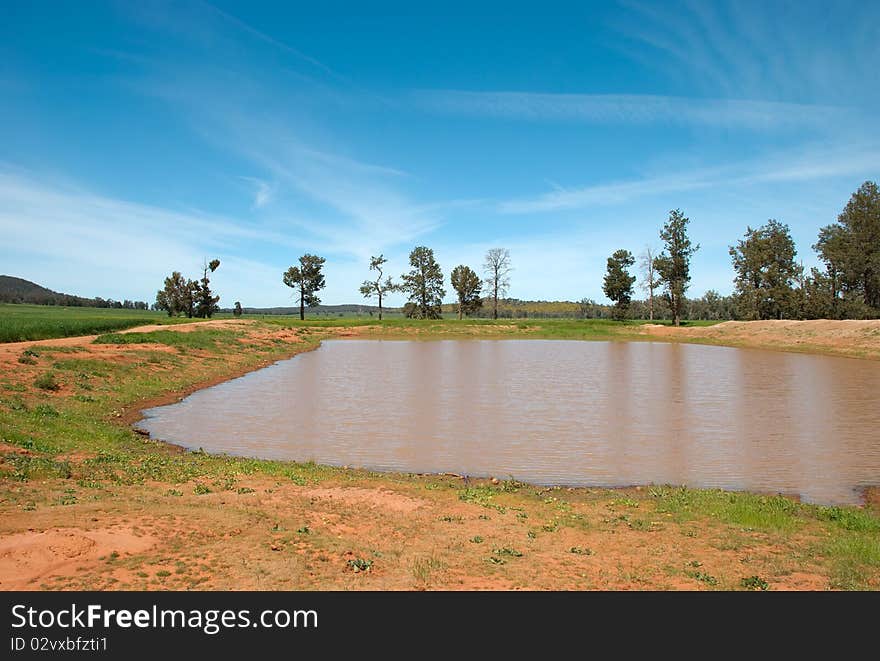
[458,302,463,320]
[299,288,305,321]
[378,291,383,321]
[493,281,498,320]
[648,286,654,321]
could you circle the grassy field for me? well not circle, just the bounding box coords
[0,317,878,590]
[0,304,209,343]
[0,303,720,344]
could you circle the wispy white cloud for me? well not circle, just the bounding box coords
[611,0,880,106]
[499,141,880,214]
[239,176,275,209]
[0,168,309,304]
[411,90,850,131]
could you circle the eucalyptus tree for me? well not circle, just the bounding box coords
[730,220,800,320]
[400,246,445,319]
[653,210,699,326]
[483,248,512,320]
[195,258,221,318]
[283,254,327,321]
[814,181,880,316]
[358,254,399,320]
[603,249,636,320]
[450,265,483,319]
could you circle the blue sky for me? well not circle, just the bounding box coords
[2,0,878,308]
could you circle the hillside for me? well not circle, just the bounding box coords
[0,275,148,309]
[0,275,81,305]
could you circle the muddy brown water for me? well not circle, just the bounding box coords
[138,339,880,505]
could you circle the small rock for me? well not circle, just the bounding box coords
[490,477,499,485]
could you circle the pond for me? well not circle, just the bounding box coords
[137,339,880,505]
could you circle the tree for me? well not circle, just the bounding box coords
[358,255,398,320]
[729,220,801,320]
[195,258,221,318]
[814,181,880,316]
[654,209,699,326]
[603,249,636,320]
[233,301,243,318]
[283,254,326,320]
[400,246,445,319]
[638,246,660,320]
[155,271,192,317]
[483,248,512,320]
[450,265,483,319]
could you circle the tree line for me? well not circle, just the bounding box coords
[602,180,880,323]
[152,180,878,322]
[280,247,513,321]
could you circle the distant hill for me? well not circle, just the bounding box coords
[0,275,65,303]
[0,275,149,309]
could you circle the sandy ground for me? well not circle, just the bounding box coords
[640,319,880,359]
[0,476,842,591]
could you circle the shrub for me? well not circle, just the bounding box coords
[33,372,61,391]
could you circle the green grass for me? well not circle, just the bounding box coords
[0,304,205,343]
[94,328,243,350]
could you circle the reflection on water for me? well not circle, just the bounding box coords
[138,340,880,505]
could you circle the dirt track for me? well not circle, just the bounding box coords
[0,319,255,357]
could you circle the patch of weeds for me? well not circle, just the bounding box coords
[542,521,559,533]
[57,489,78,506]
[412,556,443,583]
[627,518,658,531]
[6,395,27,411]
[817,506,880,533]
[438,515,462,523]
[687,571,718,586]
[18,354,38,365]
[651,486,801,532]
[527,530,537,539]
[347,558,373,573]
[33,403,59,417]
[212,476,236,491]
[826,534,880,590]
[611,497,640,508]
[459,486,506,512]
[166,489,183,497]
[688,560,703,568]
[73,394,97,403]
[740,575,770,591]
[488,557,506,565]
[569,546,593,556]
[193,484,211,495]
[236,487,256,494]
[22,501,36,511]
[155,570,172,578]
[296,526,310,534]
[516,512,528,520]
[493,547,523,558]
[33,371,61,391]
[469,536,484,544]
[9,456,72,481]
